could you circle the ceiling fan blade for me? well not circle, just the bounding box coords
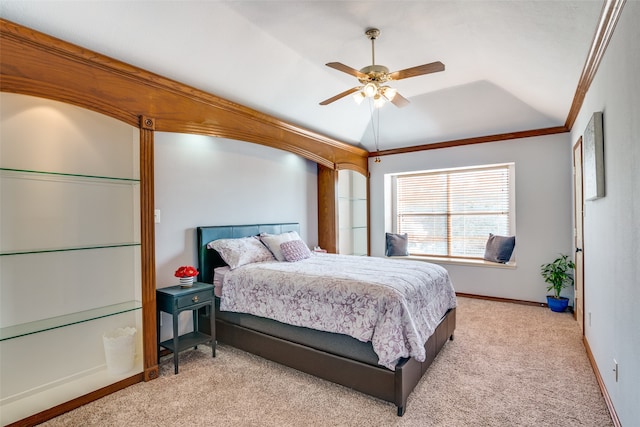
[390,92,410,108]
[319,87,360,106]
[388,61,445,81]
[326,62,368,80]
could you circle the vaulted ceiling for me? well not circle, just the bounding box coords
[0,1,604,152]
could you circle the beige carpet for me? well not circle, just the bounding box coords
[41,297,613,426]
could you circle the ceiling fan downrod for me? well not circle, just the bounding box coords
[365,28,380,66]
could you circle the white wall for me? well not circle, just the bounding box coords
[154,132,318,285]
[369,133,573,303]
[569,2,640,425]
[153,132,318,339]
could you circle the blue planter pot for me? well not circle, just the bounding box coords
[547,296,569,312]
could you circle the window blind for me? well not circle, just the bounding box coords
[395,164,511,258]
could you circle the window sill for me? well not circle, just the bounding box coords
[393,255,517,269]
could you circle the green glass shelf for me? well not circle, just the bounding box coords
[0,167,139,183]
[0,300,142,341]
[0,242,141,257]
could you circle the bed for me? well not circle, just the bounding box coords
[196,223,456,416]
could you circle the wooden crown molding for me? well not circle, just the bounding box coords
[0,18,368,173]
[369,126,568,157]
[565,0,627,130]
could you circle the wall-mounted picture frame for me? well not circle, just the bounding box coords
[583,112,605,201]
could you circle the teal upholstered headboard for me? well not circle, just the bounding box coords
[196,223,300,284]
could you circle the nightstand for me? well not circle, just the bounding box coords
[156,282,215,374]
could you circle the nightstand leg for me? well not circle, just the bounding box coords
[172,312,179,374]
[192,309,198,350]
[210,302,216,357]
[157,309,161,364]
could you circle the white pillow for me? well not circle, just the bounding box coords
[259,231,302,262]
[207,236,275,269]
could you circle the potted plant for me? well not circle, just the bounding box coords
[540,254,576,312]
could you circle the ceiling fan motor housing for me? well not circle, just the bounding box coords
[358,65,390,83]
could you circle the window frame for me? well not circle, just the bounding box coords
[388,162,516,262]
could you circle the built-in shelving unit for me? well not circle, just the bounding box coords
[0,92,143,425]
[338,170,368,256]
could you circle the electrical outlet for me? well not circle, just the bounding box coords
[588,312,592,326]
[613,359,618,382]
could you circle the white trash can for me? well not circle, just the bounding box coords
[103,327,136,375]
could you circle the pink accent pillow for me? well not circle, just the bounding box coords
[259,231,302,261]
[280,239,312,262]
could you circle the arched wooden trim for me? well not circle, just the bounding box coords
[0,18,369,392]
[0,18,368,173]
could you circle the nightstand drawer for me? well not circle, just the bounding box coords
[177,290,211,308]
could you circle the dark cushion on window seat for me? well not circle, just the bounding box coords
[483,233,515,263]
[385,232,409,257]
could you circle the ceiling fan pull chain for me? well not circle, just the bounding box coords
[368,99,381,160]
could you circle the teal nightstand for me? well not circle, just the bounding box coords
[156,282,215,374]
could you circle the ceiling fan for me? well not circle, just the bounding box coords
[320,28,445,108]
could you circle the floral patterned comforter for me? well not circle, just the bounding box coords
[219,253,457,370]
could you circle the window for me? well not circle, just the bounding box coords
[390,163,515,259]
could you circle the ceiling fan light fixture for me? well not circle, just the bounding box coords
[381,86,397,101]
[373,94,387,108]
[352,90,366,105]
[363,82,378,98]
